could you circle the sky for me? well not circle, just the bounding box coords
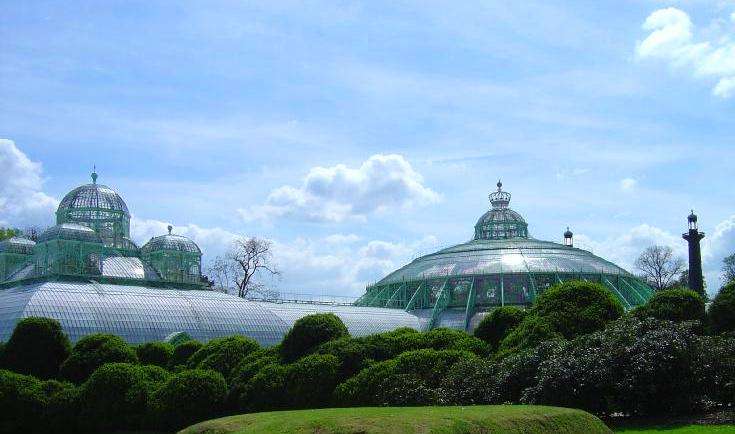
[1,0,734,297]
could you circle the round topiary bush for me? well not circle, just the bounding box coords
[136,342,174,368]
[474,306,527,350]
[0,317,71,379]
[532,280,624,339]
[286,353,341,409]
[708,282,735,335]
[169,340,203,369]
[186,335,260,377]
[228,351,281,411]
[636,288,705,323]
[78,362,168,432]
[422,327,489,355]
[151,369,227,431]
[496,315,563,356]
[59,334,137,383]
[280,313,349,362]
[0,369,48,433]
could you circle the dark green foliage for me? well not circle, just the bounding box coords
[440,358,497,405]
[280,313,349,362]
[708,282,735,334]
[169,340,203,369]
[696,335,735,406]
[474,306,527,349]
[136,341,173,367]
[493,340,564,403]
[79,362,169,432]
[286,353,341,409]
[0,369,48,433]
[334,349,477,406]
[636,288,706,323]
[43,381,82,434]
[0,317,71,379]
[526,317,706,416]
[151,369,227,431]
[187,335,260,377]
[496,315,562,356]
[532,280,624,339]
[59,334,137,383]
[422,327,489,355]
[238,362,289,412]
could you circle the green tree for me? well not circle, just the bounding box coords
[0,317,71,379]
[151,369,227,431]
[0,227,19,241]
[474,306,527,350]
[708,282,735,335]
[59,334,137,383]
[635,288,706,323]
[280,313,349,362]
[136,342,174,368]
[723,254,735,285]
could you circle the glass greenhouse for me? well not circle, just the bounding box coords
[0,174,652,345]
[0,172,426,344]
[355,182,653,330]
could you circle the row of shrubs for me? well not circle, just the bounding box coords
[1,280,734,433]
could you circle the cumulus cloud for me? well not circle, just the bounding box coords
[131,216,437,296]
[0,139,58,228]
[576,216,735,296]
[636,7,735,97]
[620,177,637,191]
[240,154,440,223]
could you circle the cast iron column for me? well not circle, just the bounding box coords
[682,211,705,294]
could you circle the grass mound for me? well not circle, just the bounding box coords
[180,405,611,434]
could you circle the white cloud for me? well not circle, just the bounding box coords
[620,177,638,191]
[240,154,440,223]
[637,7,735,97]
[0,139,58,228]
[131,216,437,296]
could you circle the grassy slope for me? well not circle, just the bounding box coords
[615,425,735,433]
[180,405,611,434]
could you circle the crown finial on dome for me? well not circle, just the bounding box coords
[91,165,98,184]
[489,180,511,209]
[167,225,173,234]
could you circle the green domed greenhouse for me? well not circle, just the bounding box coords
[355,182,653,330]
[0,175,652,345]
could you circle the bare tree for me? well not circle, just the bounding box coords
[723,253,735,284]
[207,237,280,298]
[635,245,686,291]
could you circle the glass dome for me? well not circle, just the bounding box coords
[56,171,131,249]
[356,182,654,328]
[141,228,201,255]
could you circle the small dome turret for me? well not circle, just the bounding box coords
[474,181,529,240]
[141,231,201,255]
[141,226,202,285]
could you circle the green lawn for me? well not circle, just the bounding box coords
[614,425,735,433]
[180,405,611,434]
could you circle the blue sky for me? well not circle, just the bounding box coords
[1,0,734,296]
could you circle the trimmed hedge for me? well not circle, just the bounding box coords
[186,335,260,377]
[136,341,174,368]
[280,313,349,362]
[286,353,341,409]
[635,288,705,323]
[532,280,624,339]
[169,340,203,369]
[0,317,71,379]
[151,369,228,431]
[708,282,735,334]
[59,334,137,383]
[79,362,169,432]
[474,306,526,350]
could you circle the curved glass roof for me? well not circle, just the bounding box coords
[474,181,529,240]
[0,237,35,255]
[37,223,102,244]
[0,281,425,345]
[377,237,631,285]
[58,182,130,216]
[142,227,201,255]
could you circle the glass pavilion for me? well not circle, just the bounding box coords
[355,182,653,331]
[0,172,425,344]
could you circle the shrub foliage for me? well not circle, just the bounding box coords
[280,313,349,362]
[59,334,137,383]
[0,317,71,379]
